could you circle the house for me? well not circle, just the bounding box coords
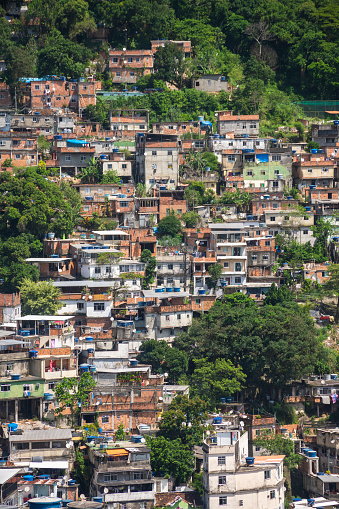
[0,293,21,323]
[292,159,335,190]
[216,110,259,137]
[135,133,180,191]
[311,122,339,147]
[25,257,75,280]
[202,429,285,509]
[15,315,75,350]
[110,109,149,139]
[210,223,247,288]
[151,39,191,58]
[9,428,74,470]
[88,438,168,509]
[109,49,154,84]
[0,373,44,423]
[152,121,200,136]
[194,75,229,94]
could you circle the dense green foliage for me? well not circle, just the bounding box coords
[20,279,63,315]
[54,372,96,426]
[173,295,320,389]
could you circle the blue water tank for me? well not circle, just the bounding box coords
[89,366,96,372]
[305,206,311,211]
[225,396,233,403]
[23,475,34,481]
[311,149,318,154]
[307,450,317,457]
[11,374,20,380]
[331,374,338,380]
[62,501,73,507]
[44,393,53,400]
[246,457,255,466]
[85,337,94,341]
[173,287,181,292]
[28,497,62,509]
[198,289,206,295]
[213,416,222,424]
[220,398,226,404]
[100,155,107,160]
[29,350,38,358]
[130,360,138,367]
[166,287,173,292]
[93,498,103,503]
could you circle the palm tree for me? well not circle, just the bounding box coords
[80,157,100,184]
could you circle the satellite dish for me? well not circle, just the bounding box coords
[141,438,146,443]
[50,493,55,497]
[104,488,109,494]
[66,443,71,449]
[24,487,30,493]
[80,494,86,501]
[240,421,244,427]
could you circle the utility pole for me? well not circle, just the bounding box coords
[14,87,17,113]
[181,243,190,292]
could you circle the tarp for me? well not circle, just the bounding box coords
[256,154,269,163]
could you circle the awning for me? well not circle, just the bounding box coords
[106,449,128,456]
[29,461,69,469]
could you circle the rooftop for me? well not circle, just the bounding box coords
[9,428,72,442]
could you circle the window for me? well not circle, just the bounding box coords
[15,153,21,159]
[195,81,200,87]
[94,267,101,274]
[168,150,172,155]
[134,472,145,480]
[218,476,226,485]
[45,118,50,122]
[250,123,257,129]
[119,201,129,207]
[195,298,201,304]
[80,155,87,161]
[140,503,146,509]
[48,382,56,390]
[272,155,281,162]
[1,384,11,392]
[136,58,140,62]
[168,264,173,270]
[270,491,275,499]
[32,116,38,122]
[304,216,308,220]
[263,255,269,261]
[256,230,261,235]
[77,302,84,310]
[219,497,227,505]
[166,315,170,321]
[84,206,90,212]
[242,124,247,129]
[104,473,117,481]
[265,241,271,246]
[260,170,266,175]
[7,363,13,371]
[265,470,271,480]
[152,150,157,155]
[223,262,229,268]
[127,57,133,63]
[35,85,40,90]
[256,446,261,452]
[270,216,275,222]
[177,314,181,320]
[112,57,118,63]
[228,155,235,162]
[218,456,226,465]
[116,72,121,77]
[234,277,242,284]
[65,155,71,161]
[102,415,109,423]
[106,266,110,274]
[130,72,135,77]
[94,303,105,311]
[71,96,76,102]
[139,124,145,129]
[149,179,154,184]
[247,171,253,176]
[251,255,257,260]
[273,203,278,209]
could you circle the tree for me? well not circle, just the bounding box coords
[206,263,223,291]
[324,264,339,322]
[80,157,101,184]
[54,372,96,426]
[115,423,126,441]
[191,358,246,406]
[37,30,92,78]
[158,395,208,447]
[0,169,77,238]
[253,435,301,470]
[263,283,292,306]
[311,217,335,258]
[102,170,120,184]
[140,249,153,264]
[59,181,82,228]
[20,279,63,315]
[154,43,187,89]
[181,211,199,228]
[135,183,147,197]
[157,211,182,238]
[37,136,50,160]
[146,436,194,484]
[137,339,188,383]
[244,21,275,61]
[174,299,319,391]
[143,255,157,290]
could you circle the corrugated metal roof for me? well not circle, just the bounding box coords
[10,428,72,442]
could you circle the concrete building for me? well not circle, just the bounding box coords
[216,110,259,137]
[109,49,153,84]
[135,133,179,191]
[202,429,285,509]
[110,109,149,139]
[194,75,229,93]
[210,223,247,287]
